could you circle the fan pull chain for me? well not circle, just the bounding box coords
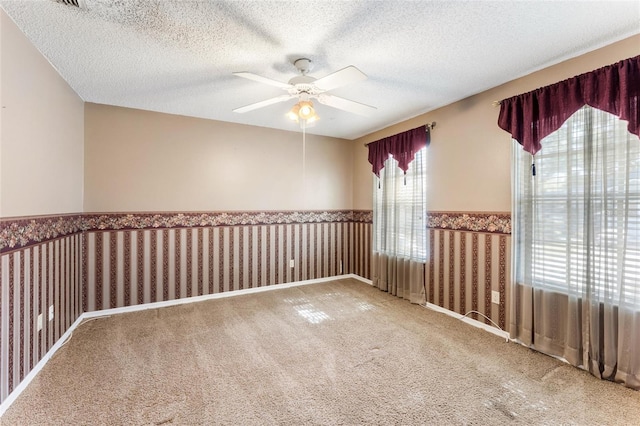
[302,121,307,207]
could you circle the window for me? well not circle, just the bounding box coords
[514,106,640,309]
[373,146,427,262]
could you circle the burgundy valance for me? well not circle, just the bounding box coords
[498,55,640,155]
[367,125,430,177]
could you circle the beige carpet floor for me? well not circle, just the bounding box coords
[2,278,639,425]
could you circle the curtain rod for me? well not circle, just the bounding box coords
[363,122,436,146]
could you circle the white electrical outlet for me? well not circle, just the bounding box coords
[491,291,500,305]
[48,304,54,321]
[289,259,295,268]
[37,314,43,332]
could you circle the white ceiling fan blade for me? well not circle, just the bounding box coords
[233,94,294,113]
[317,94,376,116]
[313,66,367,91]
[233,72,292,89]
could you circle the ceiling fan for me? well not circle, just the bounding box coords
[232,58,376,119]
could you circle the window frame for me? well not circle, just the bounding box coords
[513,106,640,307]
[373,146,427,262]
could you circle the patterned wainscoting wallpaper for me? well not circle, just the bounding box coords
[82,212,372,312]
[0,210,372,403]
[1,209,511,405]
[0,234,83,403]
[426,212,511,330]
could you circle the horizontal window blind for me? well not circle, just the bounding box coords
[373,147,427,261]
[515,106,640,309]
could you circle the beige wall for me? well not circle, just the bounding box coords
[84,103,353,212]
[0,10,84,217]
[353,34,640,212]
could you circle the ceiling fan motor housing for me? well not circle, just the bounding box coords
[288,75,319,96]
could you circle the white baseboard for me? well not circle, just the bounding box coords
[424,302,510,342]
[0,274,358,418]
[348,276,506,342]
[83,274,356,319]
[0,315,84,417]
[347,274,373,285]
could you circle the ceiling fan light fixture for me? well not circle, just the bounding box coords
[298,101,315,119]
[306,113,319,124]
[287,103,301,120]
[287,100,319,125]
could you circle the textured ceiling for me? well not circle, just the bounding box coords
[1,0,639,140]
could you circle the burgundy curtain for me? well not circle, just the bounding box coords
[367,126,430,177]
[498,55,640,155]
